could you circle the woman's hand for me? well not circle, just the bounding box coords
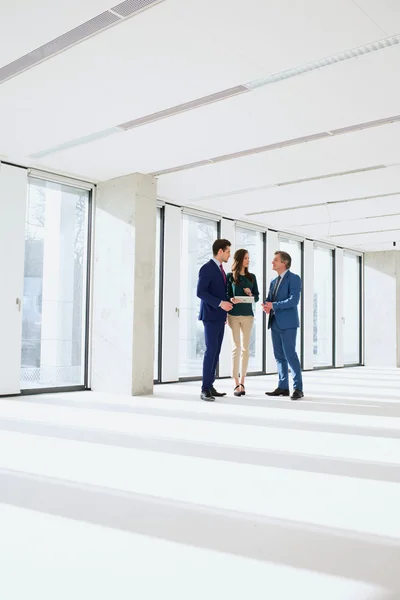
[231,297,240,304]
[243,287,252,296]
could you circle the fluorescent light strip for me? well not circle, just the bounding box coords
[245,34,400,90]
[30,128,121,159]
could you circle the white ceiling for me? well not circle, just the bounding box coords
[1,0,400,250]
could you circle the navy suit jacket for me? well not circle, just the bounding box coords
[266,270,301,330]
[197,259,227,322]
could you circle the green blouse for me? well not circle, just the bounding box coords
[226,272,260,316]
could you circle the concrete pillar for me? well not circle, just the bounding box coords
[91,173,157,395]
[364,251,400,368]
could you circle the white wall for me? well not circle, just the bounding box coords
[364,251,399,367]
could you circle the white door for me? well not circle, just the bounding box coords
[0,163,27,395]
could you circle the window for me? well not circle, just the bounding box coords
[154,207,163,381]
[343,252,361,365]
[179,213,218,378]
[235,226,265,373]
[21,177,90,389]
[313,245,334,367]
[279,237,302,360]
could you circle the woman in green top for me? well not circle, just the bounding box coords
[226,249,260,396]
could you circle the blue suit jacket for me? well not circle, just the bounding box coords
[197,259,227,322]
[266,270,301,330]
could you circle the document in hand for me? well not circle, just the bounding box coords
[234,296,254,303]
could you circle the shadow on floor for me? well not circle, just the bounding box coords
[2,399,400,439]
[11,392,400,419]
[1,417,400,483]
[0,467,399,595]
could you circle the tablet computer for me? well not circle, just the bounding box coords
[234,296,254,303]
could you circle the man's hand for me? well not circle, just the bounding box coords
[221,301,233,312]
[243,287,252,296]
[262,302,272,314]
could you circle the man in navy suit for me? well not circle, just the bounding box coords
[262,251,304,400]
[197,239,233,401]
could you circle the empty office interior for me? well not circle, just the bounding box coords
[1,0,400,598]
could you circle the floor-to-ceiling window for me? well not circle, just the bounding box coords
[313,245,334,367]
[343,251,362,365]
[154,207,163,381]
[279,236,303,361]
[179,213,218,378]
[21,177,90,389]
[235,226,265,373]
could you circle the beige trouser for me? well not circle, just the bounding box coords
[227,315,254,378]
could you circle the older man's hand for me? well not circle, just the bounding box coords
[262,302,272,314]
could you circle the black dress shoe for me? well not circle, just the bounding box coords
[233,385,243,397]
[201,390,215,402]
[211,386,226,397]
[265,388,290,397]
[291,389,304,400]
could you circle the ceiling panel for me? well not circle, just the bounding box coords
[0,0,113,68]
[0,0,389,166]
[0,0,398,253]
[21,51,400,182]
[26,78,336,178]
[0,1,262,159]
[293,44,400,129]
[189,166,400,217]
[355,0,400,36]
[172,0,384,73]
[354,241,399,251]
[331,229,400,246]
[158,122,400,202]
[294,214,400,239]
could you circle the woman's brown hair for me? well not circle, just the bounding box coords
[232,248,253,284]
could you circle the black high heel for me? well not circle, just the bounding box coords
[234,385,242,397]
[240,384,246,396]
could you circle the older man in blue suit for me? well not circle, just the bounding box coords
[262,251,304,400]
[197,239,233,401]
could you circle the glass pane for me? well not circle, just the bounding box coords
[279,237,302,359]
[235,227,264,373]
[154,208,162,380]
[343,253,361,364]
[179,214,218,378]
[21,178,89,389]
[313,246,334,367]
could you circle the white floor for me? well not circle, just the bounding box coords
[0,367,400,600]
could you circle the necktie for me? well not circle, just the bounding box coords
[272,276,281,301]
[268,275,281,327]
[220,263,226,284]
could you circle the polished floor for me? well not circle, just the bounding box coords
[0,367,399,599]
